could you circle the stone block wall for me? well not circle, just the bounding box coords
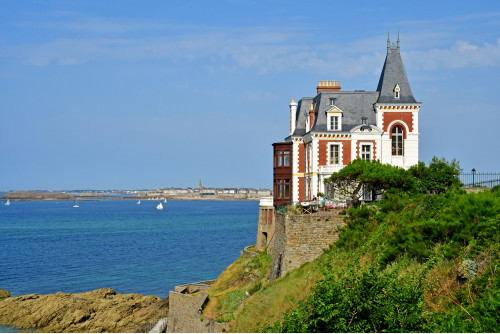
[174,280,216,294]
[166,291,229,333]
[255,205,275,251]
[269,212,346,280]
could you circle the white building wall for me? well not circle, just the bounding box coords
[380,134,392,164]
[292,139,301,203]
[412,108,420,134]
[403,134,419,167]
[311,138,319,197]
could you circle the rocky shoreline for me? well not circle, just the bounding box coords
[0,288,168,333]
[2,191,77,201]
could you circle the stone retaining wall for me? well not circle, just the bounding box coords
[269,212,346,280]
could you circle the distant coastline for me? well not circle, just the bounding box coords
[1,188,270,202]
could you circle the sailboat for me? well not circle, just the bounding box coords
[156,202,163,210]
[137,200,141,205]
[73,201,79,208]
[5,199,10,206]
[164,198,167,203]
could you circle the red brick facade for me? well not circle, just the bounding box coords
[297,143,305,173]
[298,177,304,202]
[318,140,352,165]
[382,112,413,132]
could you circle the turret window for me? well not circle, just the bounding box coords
[392,126,403,156]
[394,84,400,99]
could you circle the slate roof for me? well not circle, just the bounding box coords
[376,45,417,103]
[289,40,418,138]
[310,91,379,132]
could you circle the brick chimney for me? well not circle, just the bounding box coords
[316,80,341,94]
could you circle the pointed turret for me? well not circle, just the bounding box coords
[376,36,417,103]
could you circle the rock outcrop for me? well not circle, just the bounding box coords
[0,289,10,300]
[0,288,168,333]
[3,191,76,201]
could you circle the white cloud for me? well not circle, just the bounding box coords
[24,55,50,67]
[6,11,500,76]
[405,38,500,70]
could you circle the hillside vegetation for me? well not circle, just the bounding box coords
[208,158,500,333]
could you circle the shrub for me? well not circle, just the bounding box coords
[269,261,425,333]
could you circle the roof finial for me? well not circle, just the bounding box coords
[397,27,400,49]
[387,29,391,53]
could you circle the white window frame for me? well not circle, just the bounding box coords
[326,107,343,132]
[329,143,340,165]
[391,126,404,156]
[361,143,372,161]
[329,115,339,131]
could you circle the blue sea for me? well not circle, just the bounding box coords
[0,200,258,299]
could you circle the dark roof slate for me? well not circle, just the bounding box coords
[291,97,313,136]
[311,91,379,132]
[376,46,417,103]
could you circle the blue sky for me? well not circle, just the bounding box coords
[1,0,499,190]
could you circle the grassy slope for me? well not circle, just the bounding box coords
[202,246,272,323]
[204,187,500,332]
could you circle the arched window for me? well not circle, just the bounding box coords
[392,126,403,156]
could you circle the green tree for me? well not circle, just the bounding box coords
[409,156,462,194]
[324,159,415,207]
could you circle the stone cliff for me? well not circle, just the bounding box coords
[0,288,168,333]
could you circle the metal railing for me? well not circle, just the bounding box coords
[459,172,500,188]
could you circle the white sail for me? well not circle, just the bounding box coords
[156,202,163,210]
[137,200,141,204]
[5,199,10,206]
[164,199,167,203]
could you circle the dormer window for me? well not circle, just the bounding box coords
[329,98,336,106]
[394,84,400,99]
[326,106,343,131]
